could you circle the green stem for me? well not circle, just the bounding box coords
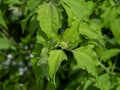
[1,29,17,47]
[98,61,110,73]
[111,56,117,73]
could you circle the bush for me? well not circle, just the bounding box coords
[0,0,120,90]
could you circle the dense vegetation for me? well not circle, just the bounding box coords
[0,0,120,90]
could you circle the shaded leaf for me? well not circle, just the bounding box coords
[24,0,42,15]
[0,11,7,29]
[0,33,15,50]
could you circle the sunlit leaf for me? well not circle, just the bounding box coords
[110,18,120,44]
[36,2,61,41]
[72,45,98,77]
[63,18,81,46]
[101,49,120,62]
[48,50,67,79]
[95,73,110,90]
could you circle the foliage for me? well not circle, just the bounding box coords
[0,0,120,90]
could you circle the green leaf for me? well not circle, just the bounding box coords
[83,79,93,90]
[61,0,94,19]
[48,50,67,79]
[36,35,46,44]
[32,48,49,81]
[117,77,120,84]
[63,18,81,46]
[61,2,75,26]
[79,23,98,40]
[0,11,7,29]
[79,22,103,44]
[3,0,22,5]
[0,38,10,49]
[116,78,120,90]
[101,6,118,27]
[101,49,120,62]
[46,82,56,90]
[21,14,39,33]
[24,0,42,15]
[0,33,15,50]
[28,15,39,34]
[36,2,61,41]
[95,73,110,90]
[21,13,33,33]
[117,86,120,90]
[21,19,28,33]
[110,18,120,44]
[72,45,98,77]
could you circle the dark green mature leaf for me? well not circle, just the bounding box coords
[0,38,10,49]
[21,0,42,33]
[24,0,42,15]
[36,2,61,41]
[48,50,67,79]
[72,45,98,77]
[83,79,93,90]
[0,11,7,29]
[21,13,33,33]
[32,47,49,82]
[0,33,15,50]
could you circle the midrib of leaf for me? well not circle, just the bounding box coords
[49,2,58,33]
[36,2,61,41]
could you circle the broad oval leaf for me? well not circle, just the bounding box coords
[61,0,94,19]
[36,2,61,41]
[72,45,98,77]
